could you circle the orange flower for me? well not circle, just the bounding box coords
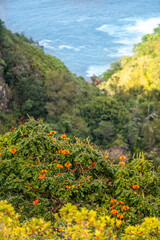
[72,185,75,188]
[110,199,117,203]
[120,156,126,160]
[111,204,115,209]
[111,209,118,214]
[10,148,17,154]
[134,191,137,194]
[119,162,125,165]
[41,170,47,173]
[57,164,63,169]
[61,134,67,139]
[11,126,15,130]
[123,205,129,211]
[91,162,97,167]
[117,201,124,205]
[18,122,23,125]
[0,153,2,156]
[58,229,64,232]
[132,185,139,189]
[57,173,64,176]
[66,185,71,190]
[48,131,57,136]
[65,162,72,168]
[33,199,39,204]
[105,155,109,159]
[50,131,56,135]
[38,175,45,180]
[59,150,70,155]
[92,146,95,149]
[117,214,124,219]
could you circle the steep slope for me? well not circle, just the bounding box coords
[100,25,160,94]
[0,20,99,134]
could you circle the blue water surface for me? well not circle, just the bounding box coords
[1,0,160,80]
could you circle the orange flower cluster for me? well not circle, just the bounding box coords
[0,153,2,156]
[57,164,63,169]
[41,170,47,173]
[120,156,126,160]
[66,185,71,190]
[117,201,124,205]
[111,209,118,214]
[110,199,117,203]
[38,175,45,180]
[59,150,70,155]
[119,162,125,166]
[65,162,72,168]
[123,205,129,211]
[92,146,95,149]
[10,148,17,154]
[57,173,64,176]
[117,214,124,219]
[132,185,139,189]
[91,162,97,167]
[48,131,57,136]
[18,122,23,125]
[11,126,15,130]
[105,155,109,159]
[33,199,39,204]
[61,134,67,139]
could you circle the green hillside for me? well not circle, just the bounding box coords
[100,25,160,93]
[1,20,160,160]
[0,20,100,135]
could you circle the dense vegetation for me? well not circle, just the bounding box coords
[1,20,160,161]
[0,20,160,238]
[0,119,159,239]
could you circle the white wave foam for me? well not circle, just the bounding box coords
[39,39,55,50]
[58,45,84,51]
[96,24,118,35]
[125,17,160,34]
[86,64,109,77]
[113,36,141,45]
[108,46,133,58]
[76,16,88,22]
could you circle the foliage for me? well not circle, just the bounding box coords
[54,203,121,240]
[122,217,160,240]
[0,118,114,220]
[0,200,55,239]
[0,119,159,226]
[1,200,159,240]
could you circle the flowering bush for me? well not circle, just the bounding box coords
[0,118,159,228]
[0,118,114,220]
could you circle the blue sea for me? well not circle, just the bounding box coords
[1,0,160,80]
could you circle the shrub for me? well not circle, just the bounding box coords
[0,118,114,220]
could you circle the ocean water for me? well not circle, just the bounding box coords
[1,0,160,80]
